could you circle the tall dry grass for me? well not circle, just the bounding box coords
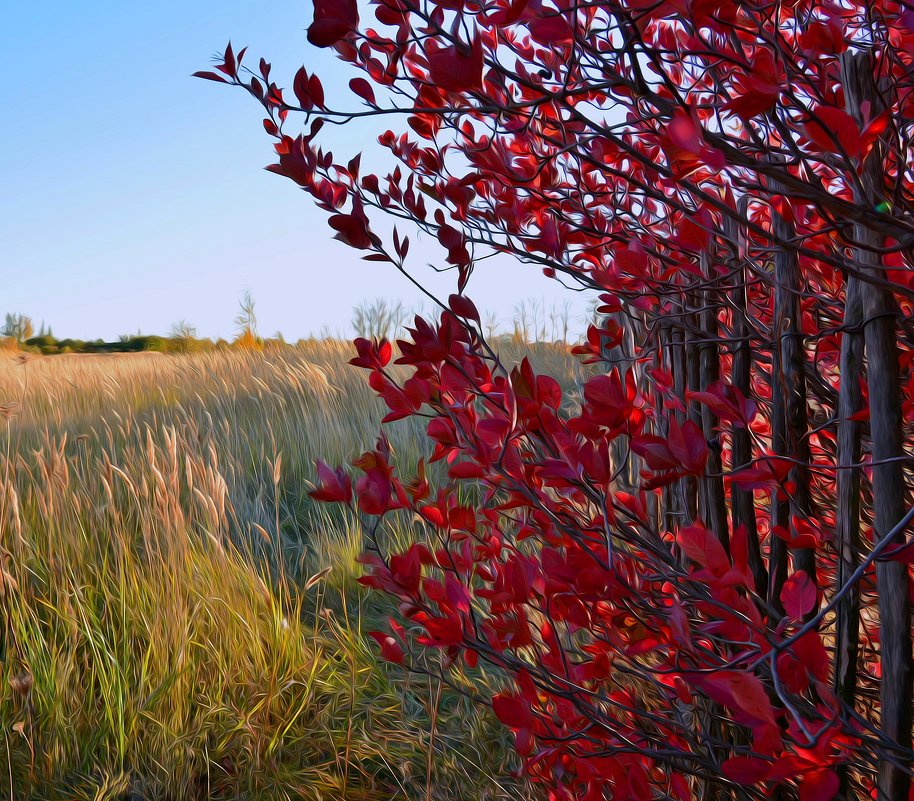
[0,342,583,800]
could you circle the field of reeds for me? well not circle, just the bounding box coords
[0,341,583,800]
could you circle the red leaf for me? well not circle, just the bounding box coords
[493,694,536,729]
[528,14,573,44]
[693,670,777,727]
[292,68,325,109]
[369,631,405,664]
[729,456,791,490]
[677,523,729,574]
[798,17,846,55]
[799,770,839,801]
[349,77,376,104]
[220,42,236,77]
[805,106,861,159]
[860,109,890,162]
[389,545,424,593]
[666,417,708,474]
[192,71,227,83]
[414,611,464,646]
[355,470,391,515]
[722,756,771,784]
[350,337,392,369]
[329,213,375,250]
[449,461,486,479]
[428,36,484,93]
[293,67,312,109]
[308,74,325,108]
[308,0,359,47]
[689,381,757,428]
[309,461,352,504]
[781,570,817,619]
[630,434,678,471]
[723,49,781,120]
[448,294,480,322]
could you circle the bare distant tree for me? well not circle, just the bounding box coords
[512,299,571,342]
[234,291,258,339]
[482,310,500,341]
[548,301,572,342]
[512,299,531,343]
[351,298,408,340]
[169,319,198,338]
[2,313,33,343]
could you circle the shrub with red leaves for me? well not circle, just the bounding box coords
[204,3,914,800]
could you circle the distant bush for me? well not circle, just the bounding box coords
[26,335,58,354]
[232,329,264,351]
[56,338,87,352]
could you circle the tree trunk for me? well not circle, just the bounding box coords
[659,324,680,534]
[834,277,863,709]
[772,204,816,586]
[768,340,788,614]
[842,49,913,801]
[834,276,864,798]
[724,213,767,597]
[603,307,640,493]
[677,299,699,524]
[698,251,730,550]
[768,185,816,610]
[862,280,912,801]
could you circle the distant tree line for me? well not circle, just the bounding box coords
[0,294,265,355]
[1,295,582,357]
[19,334,223,356]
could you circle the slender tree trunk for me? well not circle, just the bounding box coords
[662,311,689,532]
[834,276,863,797]
[603,307,639,493]
[724,214,767,597]
[862,278,912,801]
[768,347,788,615]
[676,299,699,524]
[770,177,817,589]
[834,277,863,701]
[690,275,729,800]
[659,324,680,533]
[698,251,730,550]
[842,50,912,801]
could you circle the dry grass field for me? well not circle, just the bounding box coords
[0,342,583,800]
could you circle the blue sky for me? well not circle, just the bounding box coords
[0,1,589,340]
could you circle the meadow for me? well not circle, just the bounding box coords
[0,341,583,800]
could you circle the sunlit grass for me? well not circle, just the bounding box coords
[0,342,581,799]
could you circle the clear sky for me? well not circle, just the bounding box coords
[0,1,590,341]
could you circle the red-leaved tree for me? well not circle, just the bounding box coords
[201,2,914,799]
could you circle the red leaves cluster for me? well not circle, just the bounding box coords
[631,417,707,486]
[329,199,380,250]
[803,105,891,165]
[689,380,757,428]
[292,67,324,111]
[302,305,846,800]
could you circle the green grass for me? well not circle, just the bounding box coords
[0,343,583,800]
